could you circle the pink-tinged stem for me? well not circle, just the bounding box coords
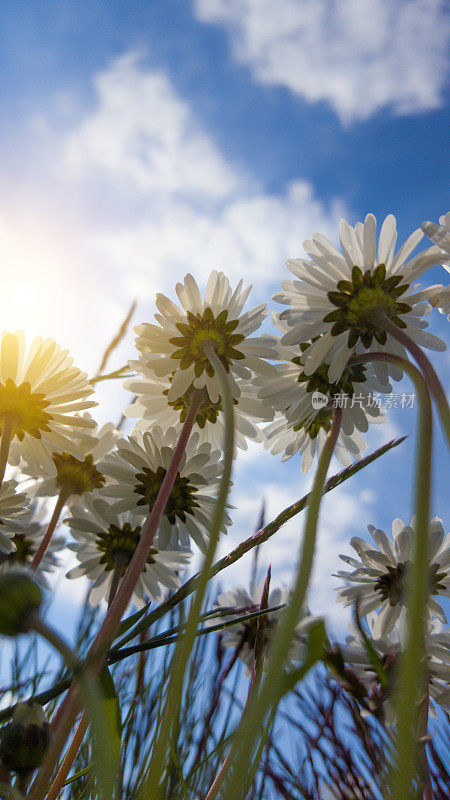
[29,390,203,799]
[89,389,202,659]
[31,490,69,572]
[45,713,89,800]
[381,315,449,442]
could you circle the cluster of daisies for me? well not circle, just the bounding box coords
[0,212,448,713]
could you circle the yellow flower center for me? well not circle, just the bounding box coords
[0,379,52,441]
[96,522,157,573]
[134,465,200,524]
[169,307,245,378]
[324,264,411,348]
[52,452,105,495]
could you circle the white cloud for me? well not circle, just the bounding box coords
[64,53,240,203]
[59,52,345,301]
[90,180,345,299]
[194,0,449,124]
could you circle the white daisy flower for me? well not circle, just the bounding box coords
[263,414,367,473]
[124,362,273,453]
[0,331,97,476]
[213,583,317,672]
[66,496,191,608]
[426,285,450,322]
[100,427,231,552]
[1,501,64,578]
[421,213,450,320]
[274,214,446,383]
[0,480,29,554]
[421,212,450,261]
[257,318,388,472]
[335,517,450,636]
[133,271,274,405]
[23,414,119,504]
[340,616,450,718]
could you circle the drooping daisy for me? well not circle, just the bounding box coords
[213,583,317,672]
[24,414,118,504]
[263,415,368,473]
[124,362,273,453]
[133,272,274,405]
[0,331,97,476]
[421,212,450,261]
[1,502,64,578]
[427,286,450,321]
[339,616,450,718]
[421,213,450,320]
[335,517,450,636]
[66,495,191,608]
[257,318,388,471]
[274,214,446,383]
[100,427,231,551]
[0,480,29,554]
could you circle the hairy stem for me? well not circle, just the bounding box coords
[380,314,449,442]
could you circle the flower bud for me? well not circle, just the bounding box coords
[0,703,50,775]
[0,571,42,637]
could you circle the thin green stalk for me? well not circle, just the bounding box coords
[380,314,449,442]
[0,416,14,489]
[218,408,343,800]
[139,343,235,800]
[108,553,129,608]
[204,572,271,800]
[31,616,78,669]
[350,352,432,800]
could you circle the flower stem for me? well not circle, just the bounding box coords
[205,570,270,800]
[418,671,432,800]
[32,615,78,668]
[45,713,89,800]
[380,314,449,443]
[0,416,14,490]
[140,343,235,800]
[29,390,203,797]
[108,553,128,608]
[90,387,203,659]
[350,351,432,800]
[218,408,343,800]
[30,616,119,800]
[31,489,69,572]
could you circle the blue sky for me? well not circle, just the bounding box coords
[0,0,448,635]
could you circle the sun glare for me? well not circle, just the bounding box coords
[0,210,102,375]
